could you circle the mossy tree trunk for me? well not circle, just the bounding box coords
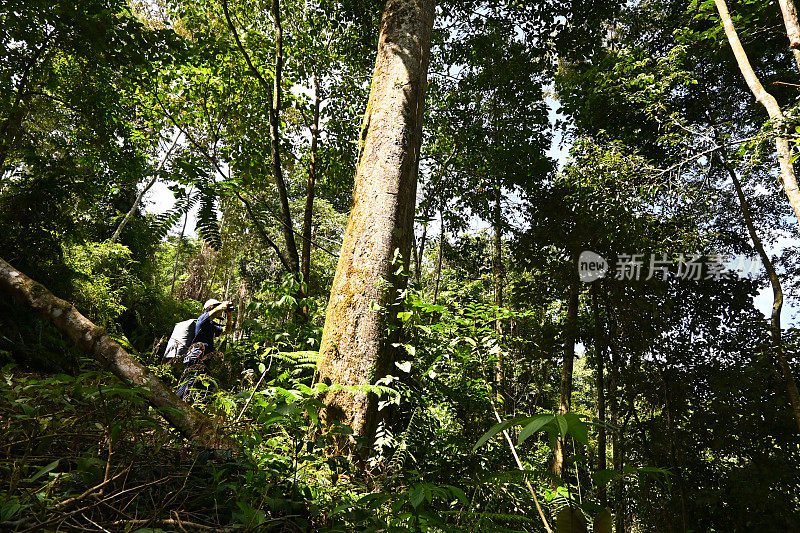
[316,0,435,447]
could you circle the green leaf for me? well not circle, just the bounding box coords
[557,506,588,533]
[410,484,426,509]
[592,469,620,488]
[517,414,554,445]
[563,413,589,445]
[472,417,528,451]
[445,485,468,505]
[555,414,568,438]
[593,508,613,533]
[24,459,59,483]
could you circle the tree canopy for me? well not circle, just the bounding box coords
[1,0,799,530]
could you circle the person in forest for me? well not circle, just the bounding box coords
[176,298,234,400]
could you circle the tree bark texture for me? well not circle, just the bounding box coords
[778,0,800,71]
[715,0,800,229]
[0,258,237,451]
[316,0,435,444]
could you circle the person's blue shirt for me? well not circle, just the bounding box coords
[194,311,223,350]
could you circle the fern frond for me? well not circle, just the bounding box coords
[152,190,198,241]
[196,187,221,250]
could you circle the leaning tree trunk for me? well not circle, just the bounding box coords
[714,133,800,433]
[715,0,800,229]
[316,0,435,447]
[0,258,238,451]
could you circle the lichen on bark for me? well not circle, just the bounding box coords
[315,0,435,451]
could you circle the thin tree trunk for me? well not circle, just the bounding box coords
[412,231,420,282]
[267,0,300,274]
[222,0,300,274]
[110,134,181,244]
[300,73,321,311]
[777,0,800,71]
[432,210,445,306]
[316,0,435,446]
[207,212,227,300]
[659,367,688,533]
[601,289,623,530]
[415,221,428,284]
[553,272,580,480]
[715,132,800,432]
[234,277,248,342]
[223,268,232,300]
[492,183,506,405]
[715,0,800,229]
[615,407,628,533]
[0,258,237,451]
[592,289,607,507]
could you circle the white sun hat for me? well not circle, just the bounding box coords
[203,299,222,311]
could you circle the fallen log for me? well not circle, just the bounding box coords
[0,257,238,452]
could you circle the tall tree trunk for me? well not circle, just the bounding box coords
[601,290,624,530]
[110,134,181,244]
[0,258,237,451]
[714,132,800,432]
[223,0,300,274]
[777,0,800,71]
[316,0,435,446]
[615,405,628,533]
[553,271,580,479]
[266,0,300,274]
[592,288,607,507]
[714,0,800,229]
[301,73,321,305]
[492,182,505,399]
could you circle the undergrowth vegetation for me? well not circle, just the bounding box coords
[1,292,671,532]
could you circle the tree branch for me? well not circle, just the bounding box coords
[110,133,182,243]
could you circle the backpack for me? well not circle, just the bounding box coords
[163,319,197,361]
